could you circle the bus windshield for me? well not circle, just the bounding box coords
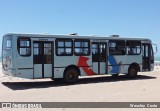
[3,35,12,50]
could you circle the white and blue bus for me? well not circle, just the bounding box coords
[2,33,155,83]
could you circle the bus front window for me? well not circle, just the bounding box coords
[3,36,12,50]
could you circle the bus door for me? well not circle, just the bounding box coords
[92,42,107,74]
[33,41,53,78]
[142,43,151,71]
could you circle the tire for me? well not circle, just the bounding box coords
[127,66,138,78]
[63,68,79,84]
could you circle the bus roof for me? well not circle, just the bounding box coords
[3,33,151,41]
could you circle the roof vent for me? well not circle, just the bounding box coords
[110,35,119,37]
[69,33,78,35]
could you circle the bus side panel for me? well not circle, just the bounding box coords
[34,64,42,78]
[108,54,142,74]
[15,37,33,79]
[108,55,127,74]
[79,67,94,76]
[54,56,92,78]
[54,66,90,78]
[125,55,142,72]
[77,56,94,76]
[54,56,79,78]
[54,68,65,78]
[15,69,33,79]
[44,64,52,78]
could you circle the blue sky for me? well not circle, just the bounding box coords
[0,0,160,56]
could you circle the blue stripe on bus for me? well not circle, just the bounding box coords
[108,55,122,73]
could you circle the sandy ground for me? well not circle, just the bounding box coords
[0,65,160,111]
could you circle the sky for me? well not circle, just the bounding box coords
[0,0,160,57]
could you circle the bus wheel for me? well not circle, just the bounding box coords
[63,68,79,84]
[127,66,138,78]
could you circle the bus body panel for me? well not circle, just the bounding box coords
[34,64,42,78]
[44,64,52,77]
[108,55,127,74]
[54,56,92,68]
[54,68,65,78]
[14,36,33,79]
[54,55,92,78]
[16,69,33,79]
[125,55,142,72]
[54,66,94,78]
[92,63,98,74]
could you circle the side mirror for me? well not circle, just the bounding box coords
[152,44,158,54]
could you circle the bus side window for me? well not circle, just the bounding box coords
[109,40,125,55]
[126,41,141,55]
[17,38,31,56]
[56,39,73,56]
[74,39,90,56]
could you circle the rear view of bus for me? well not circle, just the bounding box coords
[2,34,13,76]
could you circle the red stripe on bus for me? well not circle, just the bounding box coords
[77,56,96,76]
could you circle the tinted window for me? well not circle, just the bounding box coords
[33,42,52,64]
[109,40,125,55]
[74,39,90,56]
[92,44,99,62]
[99,44,106,62]
[3,36,12,49]
[126,41,141,55]
[17,38,31,56]
[92,43,106,62]
[56,39,73,56]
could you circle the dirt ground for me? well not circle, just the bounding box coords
[0,65,160,111]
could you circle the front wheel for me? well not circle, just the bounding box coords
[127,66,138,78]
[63,68,79,84]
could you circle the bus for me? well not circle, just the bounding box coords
[2,33,155,83]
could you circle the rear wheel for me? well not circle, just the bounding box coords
[127,66,138,78]
[63,68,79,84]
